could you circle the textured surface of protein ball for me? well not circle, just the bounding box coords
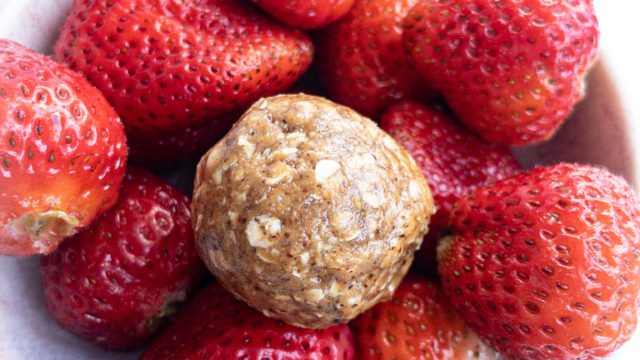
[192,94,434,328]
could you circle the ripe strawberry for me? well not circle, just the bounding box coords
[128,110,239,166]
[40,166,207,350]
[315,0,437,118]
[438,163,640,359]
[54,0,313,164]
[380,101,521,272]
[251,0,355,30]
[403,0,599,146]
[140,281,355,360]
[0,39,127,256]
[285,66,328,97]
[350,275,498,359]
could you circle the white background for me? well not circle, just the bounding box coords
[0,1,639,359]
[594,1,640,185]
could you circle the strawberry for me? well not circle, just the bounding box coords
[40,166,206,350]
[350,275,498,359]
[140,281,355,360]
[0,39,127,256]
[315,0,437,118]
[54,0,313,164]
[403,0,599,146]
[380,101,521,272]
[128,110,239,166]
[251,0,355,30]
[285,66,328,97]
[438,163,640,359]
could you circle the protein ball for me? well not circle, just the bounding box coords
[192,94,435,328]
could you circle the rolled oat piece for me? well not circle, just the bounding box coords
[192,94,435,328]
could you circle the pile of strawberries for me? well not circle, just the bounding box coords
[1,0,639,359]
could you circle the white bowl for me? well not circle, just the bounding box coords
[0,1,639,359]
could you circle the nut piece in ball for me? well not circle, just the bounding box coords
[192,94,435,328]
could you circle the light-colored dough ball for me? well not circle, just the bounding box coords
[192,94,435,328]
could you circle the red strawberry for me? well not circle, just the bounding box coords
[140,281,355,360]
[251,0,355,30]
[315,0,437,118]
[54,0,313,164]
[285,66,328,97]
[40,166,206,350]
[128,110,239,166]
[438,163,640,359]
[0,39,127,256]
[380,101,521,272]
[403,0,599,146]
[350,275,498,359]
